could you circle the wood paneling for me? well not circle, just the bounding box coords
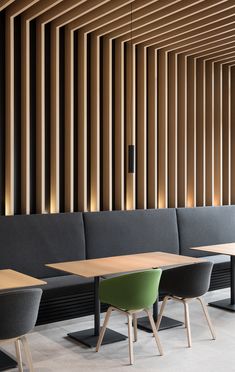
[168,52,177,208]
[147,47,157,209]
[178,54,187,207]
[114,40,124,210]
[214,63,223,206]
[187,57,196,207]
[125,42,136,210]
[196,58,206,206]
[158,50,168,208]
[231,67,235,204]
[1,0,235,215]
[136,45,147,209]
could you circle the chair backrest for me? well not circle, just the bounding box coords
[99,269,162,311]
[160,261,213,298]
[0,288,42,340]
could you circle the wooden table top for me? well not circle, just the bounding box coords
[191,242,235,256]
[0,269,46,291]
[46,252,205,278]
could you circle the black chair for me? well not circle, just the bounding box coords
[0,288,42,371]
[156,262,216,347]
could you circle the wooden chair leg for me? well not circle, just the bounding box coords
[15,339,23,372]
[133,313,138,342]
[197,297,216,340]
[155,295,169,331]
[127,313,134,365]
[183,301,192,348]
[96,307,113,352]
[21,336,34,372]
[145,309,163,356]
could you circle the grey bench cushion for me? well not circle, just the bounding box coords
[84,209,179,259]
[41,275,93,299]
[177,206,235,257]
[204,255,230,264]
[0,213,86,278]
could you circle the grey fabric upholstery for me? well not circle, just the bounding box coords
[41,275,93,299]
[204,255,230,264]
[0,213,86,278]
[160,262,213,298]
[84,209,179,259]
[177,206,235,257]
[0,289,42,340]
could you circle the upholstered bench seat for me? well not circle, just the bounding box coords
[205,255,230,264]
[37,275,94,325]
[41,275,93,299]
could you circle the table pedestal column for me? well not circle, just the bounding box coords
[68,276,127,347]
[209,255,235,311]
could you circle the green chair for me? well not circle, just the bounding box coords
[96,269,163,365]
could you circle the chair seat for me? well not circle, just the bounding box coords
[41,275,93,299]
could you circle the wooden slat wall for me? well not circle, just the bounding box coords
[1,0,235,215]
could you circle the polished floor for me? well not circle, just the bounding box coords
[4,288,235,372]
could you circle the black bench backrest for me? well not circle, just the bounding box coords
[84,208,179,259]
[0,213,86,278]
[177,206,235,257]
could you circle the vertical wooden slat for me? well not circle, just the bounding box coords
[196,59,206,206]
[187,57,196,207]
[205,61,214,206]
[222,65,231,205]
[36,22,45,213]
[178,54,187,207]
[64,27,74,212]
[21,20,30,214]
[115,39,124,210]
[168,52,177,208]
[102,36,112,211]
[136,45,147,209]
[231,67,235,204]
[147,47,157,209]
[77,32,87,212]
[158,50,168,208]
[50,25,60,213]
[5,15,14,216]
[90,34,100,211]
[125,42,136,211]
[0,0,15,11]
[214,62,223,206]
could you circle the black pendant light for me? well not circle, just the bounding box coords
[128,2,135,174]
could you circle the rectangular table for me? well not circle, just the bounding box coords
[192,243,235,311]
[47,251,204,347]
[0,269,46,371]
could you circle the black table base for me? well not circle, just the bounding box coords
[137,315,183,332]
[68,328,127,348]
[208,256,235,312]
[137,297,183,332]
[209,299,235,312]
[0,350,17,371]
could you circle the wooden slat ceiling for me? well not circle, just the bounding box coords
[2,0,234,64]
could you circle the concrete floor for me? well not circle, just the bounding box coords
[4,288,235,372]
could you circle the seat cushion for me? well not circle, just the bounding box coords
[177,206,235,257]
[0,213,86,278]
[84,209,179,259]
[204,255,230,264]
[41,275,93,299]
